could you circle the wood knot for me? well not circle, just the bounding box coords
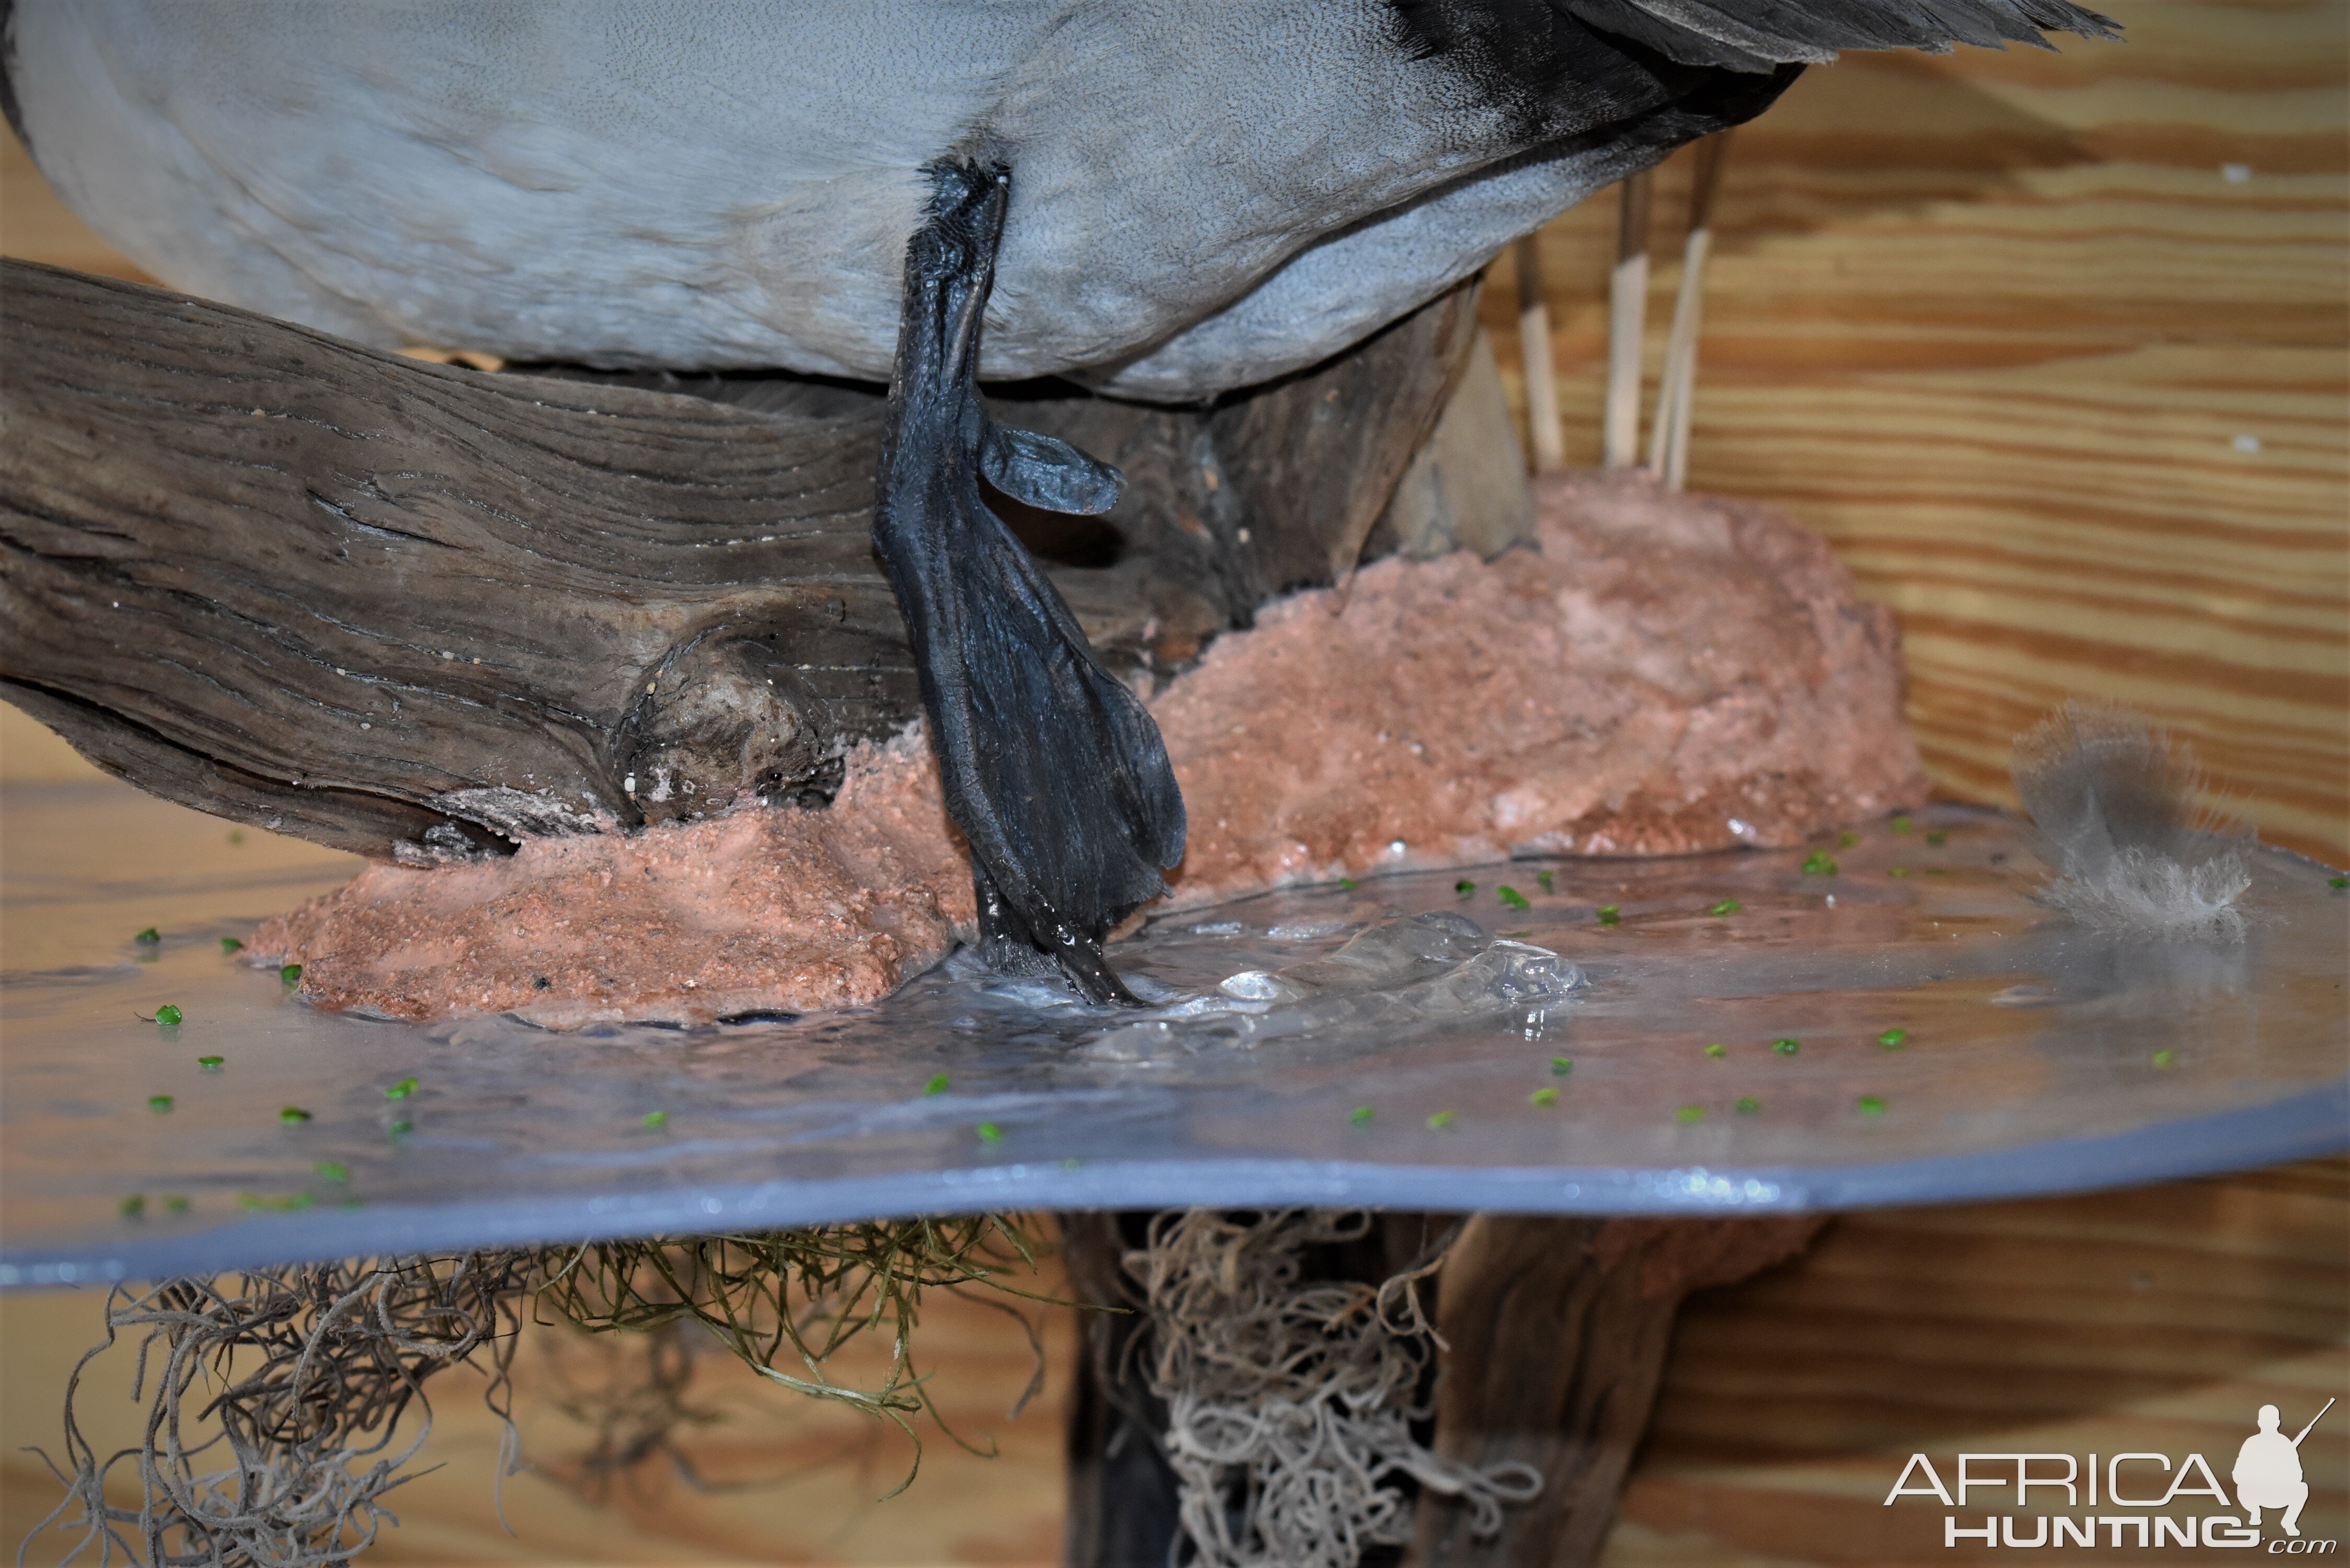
[620,632,836,825]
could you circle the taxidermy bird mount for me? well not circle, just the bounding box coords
[2,0,2119,998]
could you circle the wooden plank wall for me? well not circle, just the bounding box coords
[1614,1158,2348,1565]
[1479,0,2348,862]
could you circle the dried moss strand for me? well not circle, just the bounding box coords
[28,1220,1055,1565]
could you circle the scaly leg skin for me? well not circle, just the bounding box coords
[874,160,1186,1005]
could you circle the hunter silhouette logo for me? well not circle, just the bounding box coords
[1885,1400,2339,1550]
[2238,1399,2332,1538]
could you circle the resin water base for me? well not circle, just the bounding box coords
[3,793,2343,1286]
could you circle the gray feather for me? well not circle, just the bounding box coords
[2011,702,2250,935]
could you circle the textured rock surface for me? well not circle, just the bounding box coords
[1159,469,1927,898]
[256,471,1926,1026]
[255,733,971,1029]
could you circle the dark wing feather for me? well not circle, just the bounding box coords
[1553,0,2118,71]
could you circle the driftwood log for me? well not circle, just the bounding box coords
[1061,1212,1824,1568]
[0,260,1482,860]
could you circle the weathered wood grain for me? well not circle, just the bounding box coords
[1481,0,2348,862]
[0,261,1475,862]
[0,261,914,860]
[547,279,1482,663]
[1057,1212,1186,1568]
[1403,1216,1824,1568]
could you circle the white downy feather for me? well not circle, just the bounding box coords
[2011,702,2251,936]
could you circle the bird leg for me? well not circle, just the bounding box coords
[873,160,1186,1004]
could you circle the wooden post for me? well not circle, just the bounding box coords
[1647,133,1733,491]
[1404,1213,1824,1567]
[1601,172,1653,469]
[1059,1213,1187,1568]
[1062,1212,1823,1568]
[1514,235,1565,472]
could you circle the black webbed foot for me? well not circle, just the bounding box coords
[873,160,1185,1005]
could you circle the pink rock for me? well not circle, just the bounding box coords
[255,470,1925,1026]
[1158,469,1926,901]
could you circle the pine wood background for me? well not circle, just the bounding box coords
[2,0,2343,1560]
[1477,0,2347,863]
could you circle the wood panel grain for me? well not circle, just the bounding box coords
[1481,0,2348,862]
[1601,1158,2350,1565]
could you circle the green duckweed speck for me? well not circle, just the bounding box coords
[1675,1104,1704,1124]
[1703,1043,1727,1059]
[1427,1110,1457,1130]
[2152,1048,2179,1069]
[1596,905,1621,927]
[1801,850,1838,876]
[977,1122,1003,1142]
[1709,898,1741,916]
[147,1095,172,1113]
[154,1004,183,1027]
[1349,1105,1374,1125]
[1772,1038,1801,1055]
[220,937,243,954]
[120,1195,145,1218]
[279,1106,311,1124]
[197,1055,223,1070]
[1891,814,1914,835]
[1878,1028,1907,1048]
[1496,885,1530,910]
[924,1073,950,1095]
[1856,1095,1886,1115]
[1529,1087,1559,1108]
[280,963,303,986]
[1536,870,1554,893]
[1925,830,1948,847]
[239,1193,314,1213]
[1888,866,1910,878]
[134,927,160,945]
[1551,1057,1573,1077]
[164,1196,189,1214]
[384,1077,419,1100]
[1455,879,1476,898]
[1735,1097,1761,1115]
[642,1110,669,1129]
[316,1161,350,1183]
[1339,878,1359,892]
[1839,831,1859,849]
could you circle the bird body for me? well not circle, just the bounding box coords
[9,1,1654,397]
[4,0,2101,400]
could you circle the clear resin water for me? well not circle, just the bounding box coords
[3,780,2343,1285]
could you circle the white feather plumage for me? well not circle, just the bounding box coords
[2011,703,2251,936]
